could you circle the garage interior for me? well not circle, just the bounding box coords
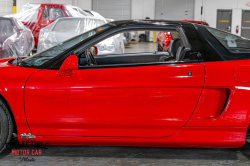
[1,0,250,165]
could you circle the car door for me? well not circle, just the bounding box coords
[24,61,204,138]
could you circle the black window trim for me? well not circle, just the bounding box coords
[49,24,194,70]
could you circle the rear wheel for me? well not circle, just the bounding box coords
[0,99,13,153]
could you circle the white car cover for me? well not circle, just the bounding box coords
[0,17,34,59]
[37,17,124,55]
[5,4,102,35]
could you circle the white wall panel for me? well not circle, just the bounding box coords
[17,0,50,13]
[0,0,13,16]
[194,0,250,35]
[131,0,155,19]
[76,0,92,10]
[92,0,131,20]
[155,0,194,20]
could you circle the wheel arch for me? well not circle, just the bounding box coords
[0,93,17,134]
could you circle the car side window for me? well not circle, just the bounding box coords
[43,7,67,21]
[78,30,188,67]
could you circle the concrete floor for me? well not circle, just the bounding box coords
[1,141,250,166]
[1,42,250,166]
[125,42,157,53]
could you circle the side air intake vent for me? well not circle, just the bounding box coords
[220,89,231,115]
[196,88,231,119]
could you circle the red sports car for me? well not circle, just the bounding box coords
[157,20,209,51]
[0,20,250,153]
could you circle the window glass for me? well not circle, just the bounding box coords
[43,7,67,21]
[78,30,186,67]
[18,24,112,67]
[93,30,177,56]
[0,18,14,34]
[206,26,250,53]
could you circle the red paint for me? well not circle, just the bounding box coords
[234,66,250,83]
[0,58,249,148]
[195,88,229,119]
[24,63,204,137]
[182,20,209,26]
[57,55,78,76]
[157,32,172,51]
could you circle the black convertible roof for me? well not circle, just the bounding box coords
[108,19,193,26]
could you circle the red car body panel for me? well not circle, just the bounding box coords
[0,61,39,134]
[183,20,210,26]
[22,4,69,46]
[0,58,248,148]
[0,20,249,149]
[24,63,204,137]
[157,20,209,51]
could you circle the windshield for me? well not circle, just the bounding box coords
[18,24,111,67]
[0,18,13,29]
[206,27,250,53]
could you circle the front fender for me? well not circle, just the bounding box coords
[0,62,39,135]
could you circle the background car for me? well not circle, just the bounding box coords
[123,31,133,45]
[0,16,34,59]
[37,17,124,55]
[7,3,93,46]
[157,20,209,51]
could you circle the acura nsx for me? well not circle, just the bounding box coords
[0,20,250,153]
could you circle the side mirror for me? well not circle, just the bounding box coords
[57,55,78,76]
[90,46,98,56]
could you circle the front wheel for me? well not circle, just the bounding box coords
[0,99,13,153]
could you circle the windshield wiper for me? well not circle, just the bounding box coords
[12,57,23,66]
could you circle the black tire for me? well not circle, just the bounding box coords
[0,99,13,154]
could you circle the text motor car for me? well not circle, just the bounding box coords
[0,20,250,154]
